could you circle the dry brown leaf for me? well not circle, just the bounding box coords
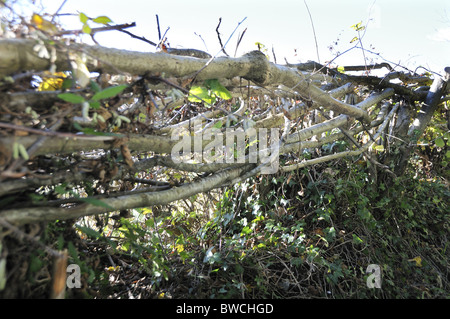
[121,144,133,167]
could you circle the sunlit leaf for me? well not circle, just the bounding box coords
[213,120,223,129]
[188,85,215,105]
[31,13,58,34]
[175,244,184,253]
[337,66,345,73]
[350,36,359,43]
[82,23,91,34]
[79,12,89,24]
[352,234,363,245]
[408,256,422,267]
[93,16,112,25]
[206,79,232,100]
[373,144,385,152]
[38,71,66,91]
[351,21,365,31]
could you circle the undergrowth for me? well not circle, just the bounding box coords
[8,154,446,299]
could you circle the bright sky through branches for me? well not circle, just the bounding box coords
[36,0,450,74]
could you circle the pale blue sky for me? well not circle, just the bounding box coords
[37,0,450,74]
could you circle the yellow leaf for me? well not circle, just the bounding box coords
[175,244,184,253]
[158,292,165,299]
[408,256,422,267]
[38,71,66,91]
[31,13,58,34]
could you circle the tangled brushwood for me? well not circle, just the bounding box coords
[0,2,449,298]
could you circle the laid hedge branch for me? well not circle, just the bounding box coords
[0,164,253,225]
[0,88,391,161]
[1,37,448,226]
[282,101,400,172]
[0,39,368,120]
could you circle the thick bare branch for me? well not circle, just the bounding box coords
[282,101,400,172]
[1,39,369,120]
[408,71,450,137]
[0,165,252,225]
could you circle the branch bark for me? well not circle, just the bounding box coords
[0,165,252,225]
[1,38,445,226]
[0,39,369,120]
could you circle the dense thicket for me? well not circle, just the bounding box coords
[0,2,448,299]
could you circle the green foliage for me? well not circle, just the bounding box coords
[161,158,447,299]
[57,92,86,104]
[91,85,128,102]
[188,79,232,105]
[78,12,112,34]
[350,21,366,43]
[13,147,448,298]
[254,41,270,59]
[57,84,127,106]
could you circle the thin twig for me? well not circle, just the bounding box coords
[156,14,162,40]
[272,46,277,64]
[194,32,209,52]
[51,0,68,22]
[59,22,137,36]
[303,0,320,63]
[216,18,229,57]
[234,27,247,57]
[191,17,247,81]
[119,28,158,47]
[157,27,170,49]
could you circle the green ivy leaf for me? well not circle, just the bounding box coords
[91,85,128,102]
[57,92,85,104]
[435,137,445,148]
